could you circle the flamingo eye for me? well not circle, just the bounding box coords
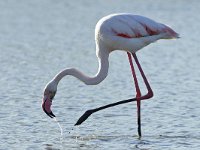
[49,91,56,100]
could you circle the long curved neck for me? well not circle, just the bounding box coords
[53,47,109,86]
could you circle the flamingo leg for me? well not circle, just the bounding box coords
[75,53,154,130]
[127,52,142,137]
[131,53,153,100]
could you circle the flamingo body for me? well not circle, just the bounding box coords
[42,13,179,131]
[95,13,178,55]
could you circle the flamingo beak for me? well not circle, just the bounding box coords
[42,96,56,118]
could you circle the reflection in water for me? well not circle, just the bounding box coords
[55,134,198,150]
[44,144,60,150]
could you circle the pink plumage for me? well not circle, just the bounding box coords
[95,13,179,52]
[97,14,178,38]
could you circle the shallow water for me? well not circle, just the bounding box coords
[0,0,200,149]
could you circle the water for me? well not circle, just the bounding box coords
[0,0,200,149]
[54,117,64,142]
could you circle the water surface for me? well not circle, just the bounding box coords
[0,0,200,149]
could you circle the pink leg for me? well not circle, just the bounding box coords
[127,52,154,137]
[127,52,142,137]
[132,53,154,100]
[74,53,153,127]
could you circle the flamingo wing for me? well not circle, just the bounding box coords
[98,13,178,39]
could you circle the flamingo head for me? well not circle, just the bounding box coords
[42,81,57,118]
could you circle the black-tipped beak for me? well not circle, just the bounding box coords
[42,98,56,118]
[42,105,56,118]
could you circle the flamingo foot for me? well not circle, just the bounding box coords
[75,109,94,125]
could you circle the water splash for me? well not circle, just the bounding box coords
[54,117,64,142]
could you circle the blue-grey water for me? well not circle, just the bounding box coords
[0,0,200,149]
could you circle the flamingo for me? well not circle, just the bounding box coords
[42,13,179,137]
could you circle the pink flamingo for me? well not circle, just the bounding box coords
[42,13,179,137]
